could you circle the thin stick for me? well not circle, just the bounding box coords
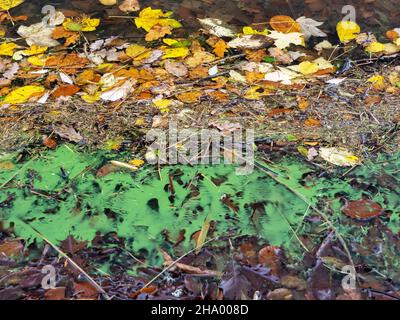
[141,236,220,289]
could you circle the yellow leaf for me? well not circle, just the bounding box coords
[63,17,100,32]
[129,159,145,167]
[298,61,319,75]
[365,41,385,53]
[126,44,149,59]
[213,39,228,58]
[81,92,101,103]
[242,26,268,35]
[2,86,45,105]
[0,0,24,11]
[81,17,100,32]
[162,47,189,59]
[27,54,46,66]
[367,75,385,90]
[22,45,48,56]
[244,86,269,100]
[336,21,361,43]
[135,7,181,32]
[0,42,17,56]
[153,98,171,108]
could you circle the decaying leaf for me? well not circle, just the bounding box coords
[341,199,384,220]
[319,147,361,166]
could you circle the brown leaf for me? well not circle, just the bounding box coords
[266,288,293,300]
[176,91,202,103]
[43,136,57,149]
[60,235,88,254]
[74,282,99,299]
[0,239,23,257]
[258,245,281,275]
[44,287,66,300]
[270,15,301,33]
[161,250,221,276]
[341,199,384,220]
[119,0,140,12]
[52,85,80,98]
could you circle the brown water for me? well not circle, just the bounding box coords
[11,0,400,39]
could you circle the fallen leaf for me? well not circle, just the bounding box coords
[213,39,228,58]
[336,21,361,43]
[0,239,23,257]
[100,79,134,101]
[341,199,383,220]
[135,7,181,33]
[0,0,24,11]
[299,61,319,75]
[164,60,188,77]
[52,85,80,98]
[269,31,304,49]
[54,125,83,143]
[162,47,190,59]
[119,0,140,12]
[145,24,172,41]
[176,91,202,103]
[0,43,18,56]
[319,147,360,166]
[296,16,327,40]
[198,18,236,37]
[270,15,301,33]
[2,85,45,104]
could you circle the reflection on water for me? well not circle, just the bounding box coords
[11,0,400,39]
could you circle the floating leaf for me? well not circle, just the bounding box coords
[269,31,304,49]
[341,199,383,220]
[145,24,172,41]
[336,21,361,43]
[0,0,24,11]
[135,7,181,32]
[270,15,301,33]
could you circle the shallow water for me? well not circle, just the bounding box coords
[1,145,399,266]
[12,0,400,39]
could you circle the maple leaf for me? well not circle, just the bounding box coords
[269,31,304,49]
[296,16,327,40]
[213,39,228,58]
[145,24,172,41]
[135,7,181,32]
